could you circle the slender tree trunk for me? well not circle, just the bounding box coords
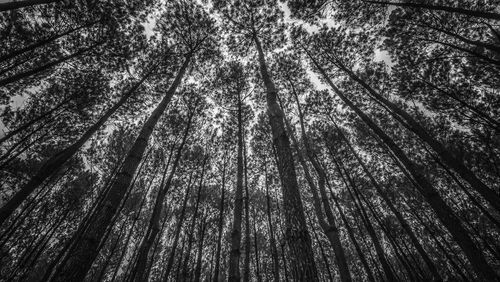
[131,109,194,282]
[0,94,72,145]
[329,188,376,282]
[264,159,280,282]
[335,157,397,282]
[253,31,318,281]
[51,54,191,282]
[163,169,196,280]
[288,85,352,282]
[0,67,154,226]
[213,156,226,282]
[0,42,103,87]
[0,0,61,12]
[194,213,207,282]
[308,51,498,281]
[0,20,99,64]
[243,135,251,282]
[332,56,500,213]
[252,207,262,282]
[365,0,500,20]
[333,125,441,280]
[180,156,208,282]
[228,87,245,282]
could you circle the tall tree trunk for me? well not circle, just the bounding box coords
[288,84,352,282]
[50,54,191,282]
[365,0,500,20]
[0,67,154,226]
[253,31,318,282]
[0,42,103,87]
[194,213,208,282]
[228,87,245,282]
[163,169,196,280]
[0,20,99,64]
[334,156,397,282]
[213,156,227,282]
[333,125,441,280]
[329,188,376,282]
[252,207,262,282]
[332,57,500,213]
[243,135,251,282]
[307,51,498,281]
[131,108,194,282]
[264,159,280,282]
[180,156,208,282]
[0,0,61,12]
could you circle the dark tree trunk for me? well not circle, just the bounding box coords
[0,42,103,87]
[213,156,226,282]
[0,66,154,226]
[264,159,280,282]
[253,31,318,282]
[51,54,191,282]
[228,86,245,282]
[307,51,498,281]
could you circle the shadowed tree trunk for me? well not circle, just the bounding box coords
[307,50,498,281]
[253,29,318,282]
[50,53,191,282]
[0,66,155,226]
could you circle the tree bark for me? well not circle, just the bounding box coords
[307,50,498,281]
[51,54,190,282]
[332,56,500,214]
[0,0,61,12]
[228,85,245,282]
[253,31,318,281]
[0,66,154,226]
[131,108,195,282]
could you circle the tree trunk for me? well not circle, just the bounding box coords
[264,159,280,282]
[0,20,99,63]
[163,169,196,280]
[228,86,245,282]
[213,156,227,282]
[0,66,154,226]
[131,108,194,282]
[243,135,251,282]
[334,125,441,280]
[0,42,102,87]
[308,51,498,281]
[253,31,318,281]
[333,56,500,213]
[51,54,190,282]
[194,213,207,282]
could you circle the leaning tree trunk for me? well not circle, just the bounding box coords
[334,58,500,213]
[0,65,154,226]
[253,31,318,282]
[50,54,191,282]
[131,107,195,282]
[307,50,498,281]
[288,84,352,282]
[334,126,441,280]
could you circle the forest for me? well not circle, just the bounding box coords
[0,0,499,281]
